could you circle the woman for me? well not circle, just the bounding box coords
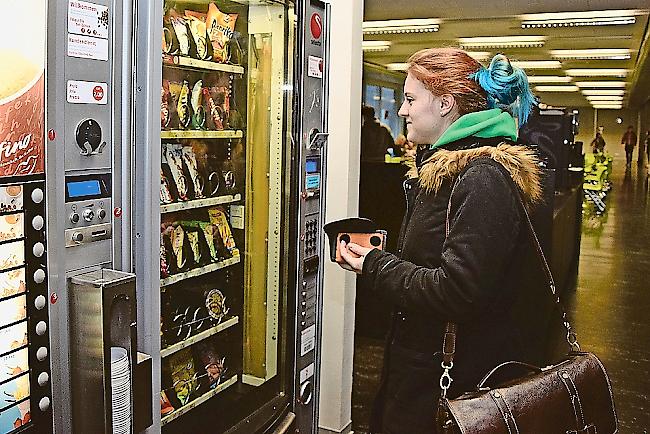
[339,48,543,433]
[591,132,606,153]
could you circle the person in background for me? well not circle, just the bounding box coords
[338,48,542,433]
[590,132,606,154]
[621,125,637,167]
[642,130,650,169]
[361,105,395,163]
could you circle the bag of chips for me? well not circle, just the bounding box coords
[206,3,238,63]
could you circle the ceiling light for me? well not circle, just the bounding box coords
[592,105,623,110]
[585,95,624,101]
[575,81,627,88]
[458,36,546,49]
[386,63,408,71]
[520,10,638,28]
[363,19,440,35]
[466,51,492,62]
[362,40,392,52]
[511,60,562,69]
[581,89,626,96]
[550,49,631,60]
[535,85,579,92]
[566,69,629,77]
[527,76,573,83]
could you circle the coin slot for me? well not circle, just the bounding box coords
[91,230,107,238]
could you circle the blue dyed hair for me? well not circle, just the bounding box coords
[471,54,537,125]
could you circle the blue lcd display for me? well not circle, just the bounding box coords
[67,180,101,198]
[305,158,319,174]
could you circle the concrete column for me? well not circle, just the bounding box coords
[318,0,363,433]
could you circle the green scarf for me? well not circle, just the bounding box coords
[430,109,517,150]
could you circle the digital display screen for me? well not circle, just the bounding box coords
[305,158,320,174]
[67,180,101,198]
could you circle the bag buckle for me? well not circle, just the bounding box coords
[439,361,454,398]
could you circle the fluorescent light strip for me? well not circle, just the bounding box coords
[581,89,626,96]
[550,49,631,60]
[535,85,579,92]
[575,81,627,88]
[586,95,624,101]
[466,51,492,61]
[386,63,408,71]
[520,9,638,28]
[511,60,562,69]
[362,40,392,52]
[363,19,440,34]
[566,69,629,77]
[592,105,623,109]
[458,36,546,49]
[527,76,573,83]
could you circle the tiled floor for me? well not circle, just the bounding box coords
[352,152,650,433]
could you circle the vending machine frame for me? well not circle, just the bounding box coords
[133,0,330,432]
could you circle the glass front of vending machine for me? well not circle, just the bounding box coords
[0,0,54,433]
[135,0,329,432]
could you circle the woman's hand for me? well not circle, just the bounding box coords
[338,241,373,274]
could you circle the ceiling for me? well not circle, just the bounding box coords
[362,0,650,109]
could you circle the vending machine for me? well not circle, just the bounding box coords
[134,0,331,431]
[0,1,53,433]
[30,0,328,431]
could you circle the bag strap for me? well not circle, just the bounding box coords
[438,159,580,399]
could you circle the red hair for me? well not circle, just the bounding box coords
[407,48,488,116]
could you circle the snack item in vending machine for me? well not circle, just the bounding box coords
[199,222,225,262]
[185,10,213,61]
[164,144,190,201]
[170,225,187,271]
[161,80,172,129]
[168,348,200,406]
[205,289,228,323]
[176,80,192,129]
[186,229,202,266]
[190,80,205,130]
[206,3,238,63]
[160,390,175,416]
[208,208,238,257]
[169,10,196,57]
[196,340,227,389]
[162,9,180,55]
[160,229,171,278]
[181,146,205,199]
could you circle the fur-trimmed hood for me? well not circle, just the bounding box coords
[408,143,543,206]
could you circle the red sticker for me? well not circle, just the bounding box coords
[114,207,123,218]
[50,293,58,304]
[310,13,322,39]
[92,86,104,101]
[48,129,56,141]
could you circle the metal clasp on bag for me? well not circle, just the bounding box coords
[439,361,454,398]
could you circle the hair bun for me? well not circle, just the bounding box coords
[472,53,536,125]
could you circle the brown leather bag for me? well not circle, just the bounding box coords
[436,162,618,433]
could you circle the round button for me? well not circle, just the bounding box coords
[39,396,51,411]
[72,232,84,243]
[33,242,45,257]
[36,347,48,362]
[97,208,106,220]
[31,188,44,204]
[38,372,49,386]
[36,321,47,336]
[34,269,46,284]
[82,209,95,222]
[70,213,80,224]
[35,295,46,310]
[32,215,44,231]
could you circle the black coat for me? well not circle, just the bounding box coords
[360,137,544,434]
